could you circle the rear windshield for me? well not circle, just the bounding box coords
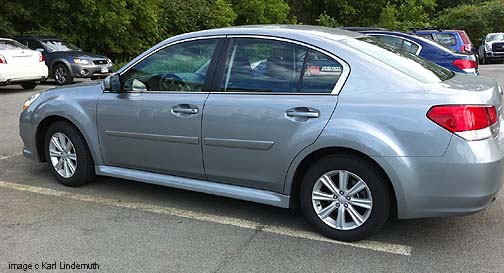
[0,39,28,50]
[433,33,457,46]
[41,40,78,53]
[342,36,454,83]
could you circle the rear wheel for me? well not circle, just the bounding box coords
[44,121,95,187]
[53,64,73,85]
[300,155,390,242]
[20,82,37,90]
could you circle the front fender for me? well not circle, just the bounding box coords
[27,83,104,165]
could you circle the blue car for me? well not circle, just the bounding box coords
[357,30,478,75]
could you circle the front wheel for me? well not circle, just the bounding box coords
[53,64,74,85]
[300,155,390,242]
[44,121,95,187]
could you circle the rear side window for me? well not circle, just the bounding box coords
[342,37,454,83]
[373,35,420,55]
[220,38,342,94]
[0,40,28,50]
[300,50,343,93]
[433,33,456,46]
[401,40,420,54]
[375,36,403,48]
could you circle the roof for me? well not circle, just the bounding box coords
[14,35,60,40]
[168,25,364,43]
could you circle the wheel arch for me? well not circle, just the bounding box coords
[35,115,100,165]
[50,59,72,77]
[287,146,398,219]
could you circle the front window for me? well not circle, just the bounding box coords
[40,40,79,53]
[342,37,454,83]
[121,39,219,92]
[0,39,28,50]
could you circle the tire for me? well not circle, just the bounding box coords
[53,64,74,85]
[44,121,95,187]
[20,82,37,90]
[300,154,390,242]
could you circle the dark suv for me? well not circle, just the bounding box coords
[14,35,114,85]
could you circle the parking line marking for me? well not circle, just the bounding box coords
[0,153,22,160]
[0,180,412,256]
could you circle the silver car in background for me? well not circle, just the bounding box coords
[19,25,504,241]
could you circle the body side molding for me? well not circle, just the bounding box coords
[204,138,274,150]
[105,130,199,145]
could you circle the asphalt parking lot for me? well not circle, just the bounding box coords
[1,67,504,273]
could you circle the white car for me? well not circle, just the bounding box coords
[479,33,504,64]
[0,38,48,89]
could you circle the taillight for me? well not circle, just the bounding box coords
[39,52,44,62]
[427,105,498,140]
[460,46,465,52]
[452,59,476,73]
[0,55,6,64]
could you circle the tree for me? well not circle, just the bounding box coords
[232,0,293,25]
[435,0,504,43]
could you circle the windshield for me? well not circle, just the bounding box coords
[0,39,29,50]
[40,40,79,53]
[342,36,454,83]
[487,34,504,42]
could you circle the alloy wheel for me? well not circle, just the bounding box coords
[312,170,373,231]
[55,67,68,84]
[49,132,77,178]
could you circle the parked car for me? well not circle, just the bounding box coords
[0,38,48,89]
[356,30,479,75]
[19,26,504,242]
[478,33,504,64]
[412,28,473,53]
[14,35,114,85]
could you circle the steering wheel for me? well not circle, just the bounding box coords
[158,73,187,91]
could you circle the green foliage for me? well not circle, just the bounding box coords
[317,12,339,28]
[1,0,501,63]
[435,0,504,43]
[379,3,398,29]
[232,0,293,25]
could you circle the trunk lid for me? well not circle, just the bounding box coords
[1,49,40,65]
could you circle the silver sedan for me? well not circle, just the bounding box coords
[19,25,504,241]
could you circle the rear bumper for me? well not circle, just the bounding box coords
[375,132,504,219]
[69,63,114,78]
[0,63,48,84]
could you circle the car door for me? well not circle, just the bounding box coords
[201,37,348,192]
[97,37,223,180]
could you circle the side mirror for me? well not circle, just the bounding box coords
[103,73,121,92]
[35,48,45,52]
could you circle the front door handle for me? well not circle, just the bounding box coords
[172,104,199,117]
[173,107,198,114]
[286,110,319,118]
[286,107,320,120]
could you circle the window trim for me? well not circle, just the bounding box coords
[116,35,226,94]
[368,33,422,55]
[210,35,350,96]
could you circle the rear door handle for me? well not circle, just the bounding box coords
[286,107,320,119]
